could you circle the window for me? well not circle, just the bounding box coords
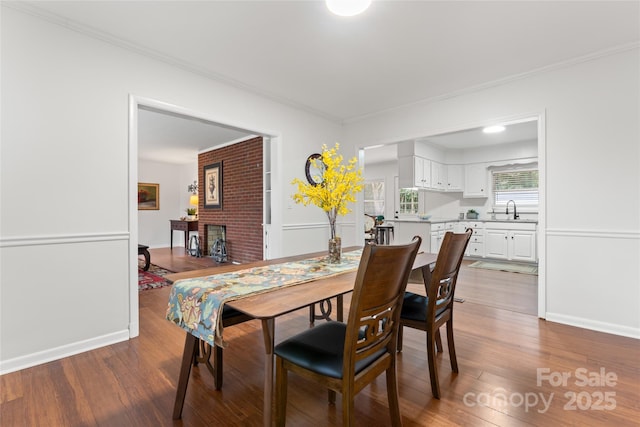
[399,188,419,214]
[492,168,539,206]
[364,180,385,216]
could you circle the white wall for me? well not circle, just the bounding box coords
[138,159,197,248]
[346,47,640,338]
[0,6,345,373]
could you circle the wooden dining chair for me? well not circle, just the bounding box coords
[397,229,472,399]
[274,237,422,426]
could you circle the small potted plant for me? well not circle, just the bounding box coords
[186,208,197,220]
[466,209,479,219]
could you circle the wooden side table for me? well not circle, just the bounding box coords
[170,220,199,249]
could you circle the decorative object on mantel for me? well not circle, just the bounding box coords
[204,162,223,209]
[292,143,363,264]
[466,209,479,219]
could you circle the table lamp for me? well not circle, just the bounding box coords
[189,194,198,214]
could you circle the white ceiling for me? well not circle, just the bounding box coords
[18,1,640,163]
[138,107,255,164]
[363,119,539,164]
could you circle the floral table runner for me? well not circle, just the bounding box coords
[166,249,363,347]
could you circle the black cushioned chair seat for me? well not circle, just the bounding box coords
[401,292,446,322]
[221,305,244,319]
[275,322,385,379]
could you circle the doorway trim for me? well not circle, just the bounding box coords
[127,94,281,338]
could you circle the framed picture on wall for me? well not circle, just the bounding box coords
[204,162,223,209]
[138,183,159,210]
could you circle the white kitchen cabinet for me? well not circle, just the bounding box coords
[485,229,509,259]
[429,222,444,253]
[485,222,537,262]
[399,157,463,193]
[446,164,463,192]
[429,222,457,253]
[430,161,447,190]
[463,163,488,198]
[510,230,537,262]
[398,156,431,188]
[427,222,443,252]
[430,231,441,253]
[465,223,485,257]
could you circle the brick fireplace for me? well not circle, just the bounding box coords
[206,224,227,262]
[197,136,264,263]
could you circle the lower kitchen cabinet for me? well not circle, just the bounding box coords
[467,231,485,257]
[459,221,484,257]
[429,222,456,253]
[394,220,536,263]
[485,223,536,262]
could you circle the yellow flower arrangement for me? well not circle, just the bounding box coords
[292,143,364,240]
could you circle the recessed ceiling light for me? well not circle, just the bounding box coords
[483,125,506,134]
[326,0,372,17]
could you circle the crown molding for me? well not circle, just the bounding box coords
[6,2,639,126]
[4,1,343,124]
[344,41,640,124]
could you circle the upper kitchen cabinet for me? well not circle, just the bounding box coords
[398,156,431,188]
[446,164,463,192]
[430,161,447,190]
[400,157,464,193]
[463,163,488,198]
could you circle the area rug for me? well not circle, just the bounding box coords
[139,264,175,291]
[469,260,538,275]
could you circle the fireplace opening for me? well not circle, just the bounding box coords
[206,224,227,263]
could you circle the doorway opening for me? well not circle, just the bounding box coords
[128,95,280,338]
[361,113,545,318]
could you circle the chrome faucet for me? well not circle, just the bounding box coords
[506,200,519,220]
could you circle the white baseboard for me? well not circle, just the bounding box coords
[0,330,130,375]
[545,313,640,340]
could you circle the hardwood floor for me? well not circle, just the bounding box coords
[455,260,538,316]
[147,246,222,272]
[2,249,638,426]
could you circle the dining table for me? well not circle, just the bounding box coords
[165,246,438,427]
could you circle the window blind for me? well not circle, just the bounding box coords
[492,169,539,205]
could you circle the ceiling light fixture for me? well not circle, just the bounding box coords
[483,125,506,134]
[326,0,372,17]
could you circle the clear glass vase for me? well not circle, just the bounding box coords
[328,237,342,264]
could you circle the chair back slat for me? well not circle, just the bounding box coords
[428,229,472,318]
[345,237,421,371]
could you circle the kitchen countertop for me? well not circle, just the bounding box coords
[390,218,538,224]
